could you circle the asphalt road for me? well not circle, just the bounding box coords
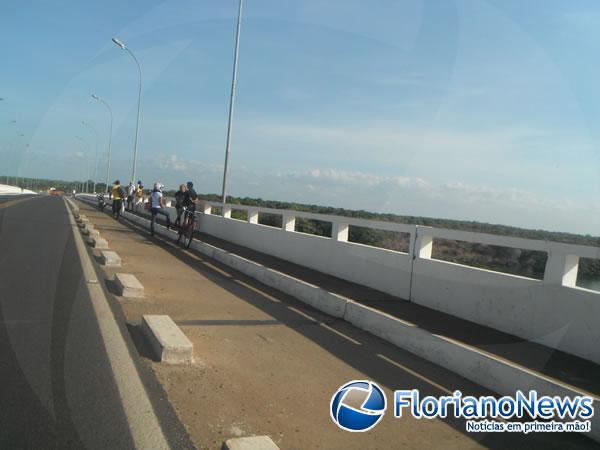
[0,195,192,449]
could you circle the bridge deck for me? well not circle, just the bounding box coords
[76,199,596,449]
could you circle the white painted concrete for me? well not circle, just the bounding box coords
[90,237,109,250]
[223,436,280,450]
[0,184,37,195]
[196,200,600,365]
[199,213,413,300]
[100,250,121,267]
[142,315,193,364]
[114,273,144,298]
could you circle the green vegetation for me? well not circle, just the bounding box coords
[0,175,106,194]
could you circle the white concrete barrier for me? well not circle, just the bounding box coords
[142,315,193,364]
[91,237,109,249]
[199,212,414,301]
[114,273,144,298]
[223,436,279,450]
[100,250,121,267]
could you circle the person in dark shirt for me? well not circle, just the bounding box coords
[182,181,198,211]
[174,183,187,228]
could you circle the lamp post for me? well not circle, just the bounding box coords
[75,135,90,193]
[91,94,113,193]
[15,133,24,187]
[82,121,99,193]
[221,0,244,208]
[112,37,142,186]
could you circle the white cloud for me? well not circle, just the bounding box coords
[156,153,221,174]
[268,167,600,234]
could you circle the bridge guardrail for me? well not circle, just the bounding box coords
[79,194,600,365]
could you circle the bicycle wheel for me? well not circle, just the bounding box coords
[184,219,194,248]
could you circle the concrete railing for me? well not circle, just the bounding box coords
[198,200,600,365]
[80,194,600,365]
[199,201,416,300]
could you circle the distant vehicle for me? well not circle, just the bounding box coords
[49,188,64,196]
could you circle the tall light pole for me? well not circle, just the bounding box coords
[92,94,113,193]
[76,135,90,193]
[82,121,99,193]
[221,0,244,207]
[112,37,142,186]
[15,133,24,186]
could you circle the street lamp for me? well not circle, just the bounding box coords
[15,133,25,187]
[91,93,113,193]
[82,121,99,193]
[221,0,244,208]
[112,36,142,186]
[75,135,90,193]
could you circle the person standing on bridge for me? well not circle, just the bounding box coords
[182,181,198,212]
[111,180,125,219]
[174,183,187,228]
[126,182,135,211]
[149,182,171,236]
[134,180,144,211]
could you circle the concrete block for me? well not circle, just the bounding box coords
[223,436,279,450]
[114,273,144,298]
[81,230,100,247]
[142,315,193,364]
[81,226,95,236]
[100,250,121,267]
[92,237,109,249]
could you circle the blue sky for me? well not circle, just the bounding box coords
[1,0,600,235]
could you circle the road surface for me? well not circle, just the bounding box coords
[0,195,192,449]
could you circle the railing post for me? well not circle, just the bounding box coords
[202,203,212,215]
[332,222,349,242]
[248,208,259,224]
[544,251,579,287]
[415,232,434,259]
[223,206,232,218]
[282,213,295,231]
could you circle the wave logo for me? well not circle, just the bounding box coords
[330,380,387,432]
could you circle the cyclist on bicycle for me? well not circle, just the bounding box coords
[176,182,198,247]
[174,183,187,228]
[182,181,198,211]
[149,182,171,234]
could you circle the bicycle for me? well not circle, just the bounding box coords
[176,207,196,248]
[96,194,105,210]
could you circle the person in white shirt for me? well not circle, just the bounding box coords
[149,182,171,236]
[126,182,136,211]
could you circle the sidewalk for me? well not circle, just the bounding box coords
[76,200,593,449]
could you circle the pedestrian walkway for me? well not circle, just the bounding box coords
[77,200,593,449]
